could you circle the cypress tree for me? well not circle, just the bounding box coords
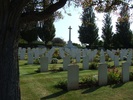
[115,4,132,48]
[102,13,114,49]
[78,7,99,48]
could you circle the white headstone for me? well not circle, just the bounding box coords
[63,56,70,70]
[83,56,89,70]
[67,64,79,90]
[76,51,81,63]
[100,50,105,64]
[27,49,34,64]
[98,64,108,86]
[45,52,52,63]
[59,48,65,58]
[40,56,48,72]
[127,50,132,66]
[20,48,26,60]
[34,48,39,59]
[122,62,130,82]
[114,55,119,67]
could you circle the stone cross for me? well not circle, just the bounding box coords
[68,26,72,41]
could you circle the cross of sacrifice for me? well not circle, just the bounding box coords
[68,26,72,41]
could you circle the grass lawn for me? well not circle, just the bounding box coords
[20,60,133,100]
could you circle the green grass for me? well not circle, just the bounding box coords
[20,60,133,100]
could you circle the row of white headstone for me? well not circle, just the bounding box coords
[18,47,133,72]
[67,62,130,90]
[40,48,133,72]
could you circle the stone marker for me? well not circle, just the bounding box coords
[114,55,119,67]
[59,48,65,58]
[20,48,26,60]
[27,50,34,64]
[18,47,22,57]
[127,50,132,66]
[67,64,79,90]
[100,54,105,64]
[76,52,81,63]
[83,56,89,70]
[98,64,108,86]
[34,48,39,59]
[40,56,48,72]
[63,56,70,70]
[122,62,130,82]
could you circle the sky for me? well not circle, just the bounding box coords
[54,6,82,44]
[54,5,133,44]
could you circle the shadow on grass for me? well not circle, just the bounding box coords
[109,83,125,88]
[20,71,39,76]
[40,90,67,100]
[81,86,101,94]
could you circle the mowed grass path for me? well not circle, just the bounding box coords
[20,60,133,100]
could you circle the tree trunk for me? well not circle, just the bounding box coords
[0,14,20,100]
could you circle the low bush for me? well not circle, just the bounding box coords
[80,75,98,87]
[130,72,133,81]
[108,68,121,84]
[33,59,40,64]
[58,67,63,71]
[54,79,67,90]
[89,62,98,70]
[51,58,58,64]
[93,57,99,62]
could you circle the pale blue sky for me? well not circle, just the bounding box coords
[54,5,133,44]
[54,6,83,44]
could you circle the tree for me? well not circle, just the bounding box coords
[0,0,67,99]
[52,37,66,47]
[38,17,55,46]
[78,6,99,48]
[112,34,121,49]
[20,28,38,44]
[115,4,133,48]
[101,13,114,49]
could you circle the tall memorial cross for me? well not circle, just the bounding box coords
[68,26,72,41]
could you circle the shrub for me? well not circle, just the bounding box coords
[131,62,133,66]
[58,67,63,71]
[123,56,127,60]
[107,65,115,68]
[54,79,67,90]
[105,54,110,61]
[51,58,58,64]
[108,68,121,84]
[80,75,98,87]
[33,59,40,64]
[52,49,61,59]
[89,62,98,70]
[130,72,133,81]
[93,56,99,62]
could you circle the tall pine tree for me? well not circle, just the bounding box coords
[115,4,132,48]
[78,7,99,48]
[38,17,55,46]
[102,13,114,49]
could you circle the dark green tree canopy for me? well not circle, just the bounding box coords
[38,17,55,45]
[101,12,114,49]
[52,37,66,46]
[20,28,38,44]
[78,7,99,48]
[115,4,133,48]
